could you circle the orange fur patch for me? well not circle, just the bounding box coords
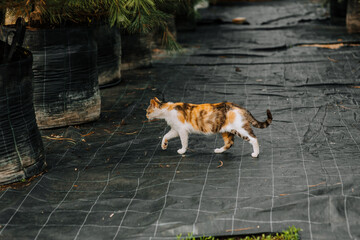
[177,113,185,123]
[221,110,236,129]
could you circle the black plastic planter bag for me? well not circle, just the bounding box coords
[94,26,122,87]
[175,13,197,32]
[0,41,45,185]
[347,0,360,33]
[2,26,101,129]
[330,0,347,25]
[121,32,152,71]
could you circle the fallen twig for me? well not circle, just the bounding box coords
[42,136,76,144]
[104,129,112,134]
[81,131,95,137]
[308,182,326,188]
[118,131,138,135]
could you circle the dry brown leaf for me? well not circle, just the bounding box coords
[299,43,360,49]
[232,17,247,24]
[327,56,338,63]
[0,171,45,191]
[351,86,360,89]
[279,193,290,196]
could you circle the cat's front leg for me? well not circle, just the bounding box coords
[162,129,179,150]
[177,131,188,155]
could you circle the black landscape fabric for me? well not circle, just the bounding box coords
[1,0,360,239]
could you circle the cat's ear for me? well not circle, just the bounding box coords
[154,97,162,103]
[150,99,157,106]
[150,97,162,107]
[150,98,160,107]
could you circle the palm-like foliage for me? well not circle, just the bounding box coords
[0,0,194,50]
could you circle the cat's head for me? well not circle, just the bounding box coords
[146,97,163,119]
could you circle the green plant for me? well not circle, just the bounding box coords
[177,233,215,240]
[1,0,183,50]
[176,226,302,240]
[281,226,302,240]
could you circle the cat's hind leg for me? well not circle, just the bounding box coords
[177,131,188,154]
[231,127,259,158]
[162,129,179,150]
[214,132,235,153]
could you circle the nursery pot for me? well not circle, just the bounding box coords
[347,0,360,33]
[94,25,122,87]
[0,40,46,185]
[2,25,101,129]
[175,13,197,32]
[121,31,152,71]
[330,0,348,25]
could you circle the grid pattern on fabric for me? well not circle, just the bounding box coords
[1,1,360,240]
[0,42,45,185]
[19,27,100,129]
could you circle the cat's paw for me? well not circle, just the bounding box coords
[177,148,186,155]
[251,152,259,158]
[214,148,225,154]
[161,140,168,150]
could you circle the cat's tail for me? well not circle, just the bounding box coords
[246,109,272,128]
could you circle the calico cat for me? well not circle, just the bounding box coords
[146,97,272,157]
